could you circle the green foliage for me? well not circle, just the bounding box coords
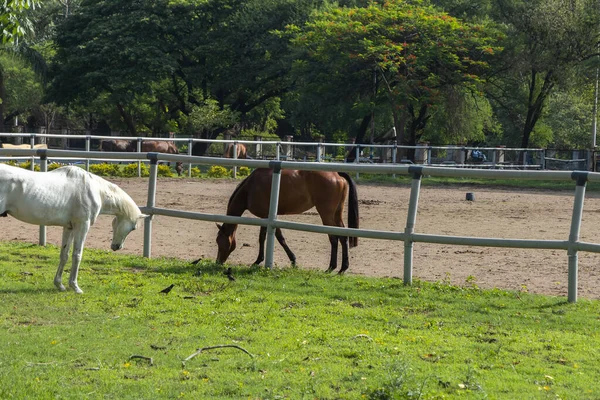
[17,160,39,171]
[0,0,38,44]
[0,242,599,398]
[545,89,595,149]
[287,0,502,145]
[157,164,173,177]
[0,53,43,118]
[47,162,62,171]
[485,0,600,148]
[207,165,230,178]
[236,166,251,177]
[89,163,121,177]
[122,163,150,178]
[190,166,202,178]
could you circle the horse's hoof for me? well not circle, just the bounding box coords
[69,283,83,294]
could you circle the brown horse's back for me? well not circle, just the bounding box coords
[242,169,347,220]
[140,140,178,153]
[224,143,247,159]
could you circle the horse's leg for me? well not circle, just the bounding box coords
[275,228,296,265]
[326,235,339,273]
[253,226,267,265]
[338,236,349,274]
[54,227,74,291]
[68,221,90,294]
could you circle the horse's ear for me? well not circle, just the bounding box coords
[139,214,149,219]
[216,223,222,230]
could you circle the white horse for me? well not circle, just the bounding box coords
[0,164,147,293]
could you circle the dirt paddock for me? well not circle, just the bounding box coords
[2,177,600,299]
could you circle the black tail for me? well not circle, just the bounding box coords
[338,172,359,247]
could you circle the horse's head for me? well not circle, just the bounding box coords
[111,214,147,251]
[216,223,237,263]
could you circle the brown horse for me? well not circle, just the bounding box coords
[140,140,178,154]
[223,143,247,159]
[100,139,178,154]
[100,139,133,152]
[216,169,359,273]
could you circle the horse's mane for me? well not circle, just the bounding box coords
[59,166,140,219]
[226,170,258,213]
[103,182,140,220]
[228,177,248,209]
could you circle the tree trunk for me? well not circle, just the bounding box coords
[405,104,431,161]
[520,69,554,150]
[116,103,137,136]
[345,114,372,162]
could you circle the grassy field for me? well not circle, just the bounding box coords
[0,241,598,399]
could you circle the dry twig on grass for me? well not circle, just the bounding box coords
[129,355,154,366]
[182,345,254,368]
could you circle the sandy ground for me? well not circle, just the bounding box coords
[3,177,600,299]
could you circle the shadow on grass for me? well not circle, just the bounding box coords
[0,287,65,295]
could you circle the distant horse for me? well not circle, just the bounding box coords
[139,140,178,154]
[100,139,178,154]
[215,169,359,273]
[100,139,132,152]
[0,164,147,293]
[223,143,247,159]
[0,143,48,156]
[0,143,48,150]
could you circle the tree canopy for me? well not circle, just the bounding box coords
[1,0,598,155]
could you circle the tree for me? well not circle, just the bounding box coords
[47,0,179,135]
[287,0,500,158]
[486,0,600,149]
[0,0,39,44]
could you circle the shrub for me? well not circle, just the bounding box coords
[190,167,202,178]
[47,162,63,171]
[157,164,173,177]
[89,163,120,176]
[122,163,150,177]
[207,165,229,178]
[235,166,251,177]
[18,160,40,171]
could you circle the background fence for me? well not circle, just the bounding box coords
[1,147,600,303]
[1,132,597,172]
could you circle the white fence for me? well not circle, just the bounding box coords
[0,132,567,172]
[1,147,599,303]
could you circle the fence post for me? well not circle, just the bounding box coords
[316,143,322,162]
[30,134,36,171]
[232,142,238,178]
[143,154,159,258]
[264,162,282,269]
[188,138,193,177]
[541,149,546,170]
[355,146,360,179]
[403,166,423,285]
[39,152,48,246]
[85,135,91,172]
[567,172,587,303]
[137,138,143,177]
[392,143,397,178]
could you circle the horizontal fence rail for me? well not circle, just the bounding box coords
[4,131,592,173]
[1,148,598,302]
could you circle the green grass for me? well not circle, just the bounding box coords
[0,242,598,399]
